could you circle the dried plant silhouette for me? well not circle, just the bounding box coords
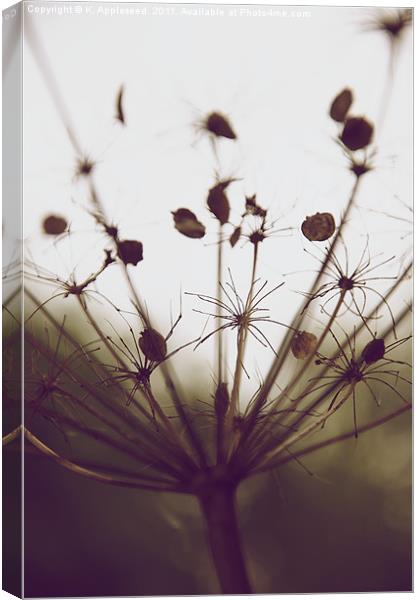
[3,7,412,595]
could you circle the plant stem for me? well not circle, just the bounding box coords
[254,402,411,475]
[199,484,252,594]
[241,290,346,455]
[228,242,259,419]
[243,176,362,427]
[216,223,224,383]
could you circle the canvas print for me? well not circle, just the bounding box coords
[2,2,413,596]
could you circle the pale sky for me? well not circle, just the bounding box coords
[14,3,412,396]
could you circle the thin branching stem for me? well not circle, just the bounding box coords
[250,403,411,476]
[227,242,259,422]
[238,290,346,455]
[216,223,224,383]
[241,177,362,431]
[22,426,181,492]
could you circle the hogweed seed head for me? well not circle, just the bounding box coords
[7,41,411,594]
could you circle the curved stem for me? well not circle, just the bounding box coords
[22,427,178,492]
[199,484,252,594]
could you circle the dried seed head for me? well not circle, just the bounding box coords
[42,215,68,235]
[243,194,267,218]
[205,112,237,140]
[377,9,412,39]
[230,226,241,248]
[75,156,95,178]
[329,88,353,122]
[301,212,335,242]
[139,328,167,362]
[350,159,372,179]
[249,229,265,245]
[340,117,374,151]
[117,240,143,265]
[214,382,229,418]
[338,276,354,291]
[207,183,230,225]
[172,208,206,239]
[361,338,385,365]
[291,331,318,359]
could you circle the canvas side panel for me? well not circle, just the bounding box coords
[2,2,23,598]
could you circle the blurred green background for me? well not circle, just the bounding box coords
[22,396,411,596]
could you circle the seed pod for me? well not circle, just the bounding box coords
[139,328,167,362]
[117,240,143,266]
[230,226,241,248]
[205,112,237,140]
[42,215,67,235]
[361,338,385,365]
[115,84,125,125]
[207,184,230,225]
[214,382,229,419]
[75,157,95,177]
[340,117,374,151]
[301,212,335,242]
[329,88,353,122]
[243,194,267,218]
[291,331,317,359]
[172,208,206,239]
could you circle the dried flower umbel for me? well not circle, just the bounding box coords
[3,18,412,595]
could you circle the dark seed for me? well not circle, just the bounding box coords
[117,240,143,266]
[341,117,374,151]
[301,212,335,242]
[243,194,267,218]
[172,208,206,239]
[329,88,353,122]
[207,183,230,225]
[205,112,237,140]
[139,329,167,362]
[230,226,241,248]
[291,331,317,359]
[361,338,385,365]
[42,215,68,235]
